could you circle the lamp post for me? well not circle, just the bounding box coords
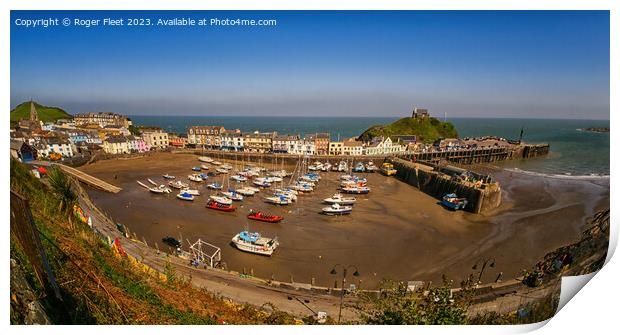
[330,264,360,324]
[472,258,496,284]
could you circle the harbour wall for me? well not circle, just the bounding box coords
[400,144,550,165]
[385,157,502,214]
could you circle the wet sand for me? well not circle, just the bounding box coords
[79,152,609,289]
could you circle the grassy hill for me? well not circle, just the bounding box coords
[358,116,458,143]
[10,101,72,125]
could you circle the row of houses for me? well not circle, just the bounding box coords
[186,125,409,156]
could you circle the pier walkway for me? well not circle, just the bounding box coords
[28,160,122,193]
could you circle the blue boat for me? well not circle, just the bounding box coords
[353,162,366,173]
[441,193,468,210]
[207,182,223,190]
[198,173,209,180]
[192,166,201,171]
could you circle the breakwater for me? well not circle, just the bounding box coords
[385,157,502,214]
[401,144,550,165]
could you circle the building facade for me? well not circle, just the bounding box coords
[306,133,330,155]
[103,136,130,154]
[244,131,276,153]
[141,129,169,149]
[342,139,364,156]
[220,130,244,151]
[328,141,344,156]
[364,136,405,156]
[74,112,132,128]
[187,126,226,148]
[273,135,300,154]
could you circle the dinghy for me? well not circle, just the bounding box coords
[247,210,283,223]
[205,199,236,212]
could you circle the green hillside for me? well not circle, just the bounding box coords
[358,116,458,143]
[10,101,72,125]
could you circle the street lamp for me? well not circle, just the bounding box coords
[330,264,360,324]
[472,258,496,284]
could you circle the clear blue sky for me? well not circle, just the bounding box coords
[10,10,609,119]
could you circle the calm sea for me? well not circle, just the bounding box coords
[129,115,610,177]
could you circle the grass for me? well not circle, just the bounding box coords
[10,101,72,125]
[10,158,298,324]
[358,116,458,143]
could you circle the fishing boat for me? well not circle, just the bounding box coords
[206,199,236,212]
[169,180,189,189]
[181,188,200,196]
[199,156,214,163]
[231,231,279,256]
[322,203,353,215]
[176,191,194,201]
[207,182,223,190]
[341,186,371,194]
[353,162,366,173]
[235,187,256,196]
[441,193,468,210]
[247,210,283,223]
[231,175,248,182]
[221,190,244,201]
[200,164,210,170]
[163,174,176,179]
[209,195,233,205]
[188,174,203,182]
[380,162,397,176]
[265,195,292,205]
[324,193,356,205]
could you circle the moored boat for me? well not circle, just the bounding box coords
[236,187,256,196]
[201,164,210,170]
[199,156,214,163]
[231,231,279,256]
[221,190,244,201]
[322,203,353,215]
[192,166,201,171]
[181,188,200,196]
[247,209,283,223]
[265,195,292,205]
[176,191,194,201]
[188,174,203,182]
[231,175,248,182]
[209,195,233,205]
[323,193,356,205]
[169,180,189,189]
[207,182,223,190]
[206,199,236,212]
[163,174,176,179]
[441,193,468,210]
[341,186,371,194]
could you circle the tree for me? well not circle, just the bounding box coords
[47,167,77,214]
[359,275,476,325]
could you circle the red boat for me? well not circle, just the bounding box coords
[206,200,236,212]
[247,210,283,223]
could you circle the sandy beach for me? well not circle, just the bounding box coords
[78,152,609,289]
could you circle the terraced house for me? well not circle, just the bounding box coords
[272,134,301,154]
[306,133,330,155]
[73,112,132,128]
[220,129,244,151]
[187,125,226,148]
[141,128,169,149]
[244,131,276,153]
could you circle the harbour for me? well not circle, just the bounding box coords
[78,151,609,289]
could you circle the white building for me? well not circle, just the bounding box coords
[141,129,169,149]
[364,136,405,156]
[103,136,130,154]
[220,130,244,151]
[273,135,300,154]
[38,137,74,158]
[342,139,363,156]
[290,138,316,156]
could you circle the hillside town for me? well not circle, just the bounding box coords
[10,103,419,164]
[10,102,523,165]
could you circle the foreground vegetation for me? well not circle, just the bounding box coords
[358,116,458,143]
[10,159,299,324]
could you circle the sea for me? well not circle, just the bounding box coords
[129,115,610,178]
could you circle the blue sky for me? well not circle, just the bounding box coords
[10,10,609,119]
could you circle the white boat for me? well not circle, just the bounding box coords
[321,163,332,172]
[200,164,210,170]
[268,170,288,178]
[265,195,292,205]
[235,187,256,196]
[209,195,233,205]
[265,176,283,183]
[176,191,194,201]
[324,193,356,205]
[169,180,189,189]
[188,174,203,182]
[163,174,176,179]
[221,191,244,201]
[231,231,279,256]
[365,161,379,172]
[273,191,297,202]
[212,161,222,166]
[221,164,233,170]
[181,188,201,196]
[207,182,223,190]
[341,186,371,194]
[322,203,353,215]
[246,186,261,193]
[253,179,271,188]
[216,168,229,174]
[231,175,248,182]
[337,161,348,172]
[199,156,214,163]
